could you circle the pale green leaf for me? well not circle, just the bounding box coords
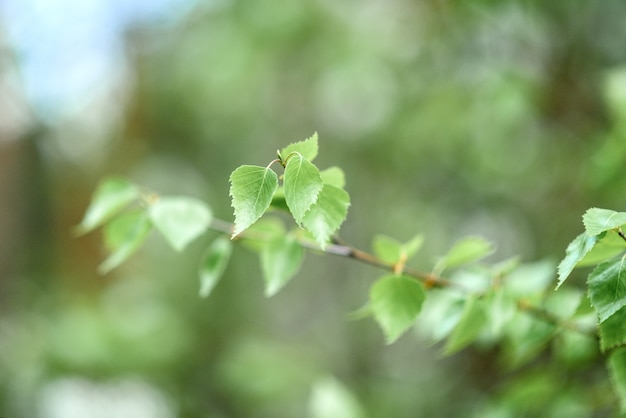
[579,230,626,266]
[199,236,233,298]
[149,196,212,252]
[99,210,152,274]
[229,165,279,237]
[283,154,323,225]
[504,259,556,297]
[608,347,626,414]
[372,234,424,265]
[443,296,487,355]
[308,376,365,418]
[583,208,626,236]
[370,275,426,344]
[587,257,626,323]
[281,132,318,162]
[436,236,495,272]
[556,232,598,289]
[302,184,350,249]
[76,178,139,234]
[372,235,402,264]
[320,166,346,188]
[261,233,304,297]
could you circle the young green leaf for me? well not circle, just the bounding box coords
[199,236,233,298]
[229,165,279,237]
[435,236,495,273]
[302,184,350,249]
[587,257,626,323]
[149,196,212,252]
[99,210,152,274]
[261,233,304,297]
[608,347,626,414]
[320,166,346,188]
[76,178,140,234]
[281,132,318,162]
[599,306,626,352]
[372,234,424,265]
[372,235,403,264]
[578,231,626,267]
[443,296,487,355]
[283,154,323,225]
[556,232,598,289]
[370,275,426,344]
[583,208,626,236]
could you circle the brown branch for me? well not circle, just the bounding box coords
[209,217,598,339]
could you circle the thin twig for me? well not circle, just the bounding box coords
[208,217,598,338]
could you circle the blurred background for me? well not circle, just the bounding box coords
[1,0,626,416]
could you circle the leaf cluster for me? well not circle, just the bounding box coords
[78,136,626,415]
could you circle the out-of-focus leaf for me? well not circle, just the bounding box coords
[308,376,364,418]
[199,236,233,298]
[320,166,346,188]
[583,208,626,236]
[587,258,626,323]
[302,184,350,249]
[230,165,279,237]
[372,234,424,265]
[435,236,495,273]
[443,296,487,355]
[76,178,139,234]
[370,275,425,344]
[149,196,212,252]
[261,233,304,297]
[283,154,323,226]
[99,210,152,274]
[608,347,626,414]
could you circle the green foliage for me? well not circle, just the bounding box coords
[199,236,233,298]
[148,196,212,252]
[99,210,152,274]
[587,258,626,323]
[79,136,626,415]
[583,208,626,236]
[302,185,350,249]
[283,153,323,226]
[77,178,140,234]
[261,233,303,297]
[369,275,426,344]
[230,165,279,237]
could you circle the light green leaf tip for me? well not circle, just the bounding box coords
[555,232,598,289]
[370,275,426,344]
[76,177,140,235]
[281,132,319,162]
[149,196,212,252]
[229,165,279,237]
[199,236,233,298]
[583,208,626,236]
